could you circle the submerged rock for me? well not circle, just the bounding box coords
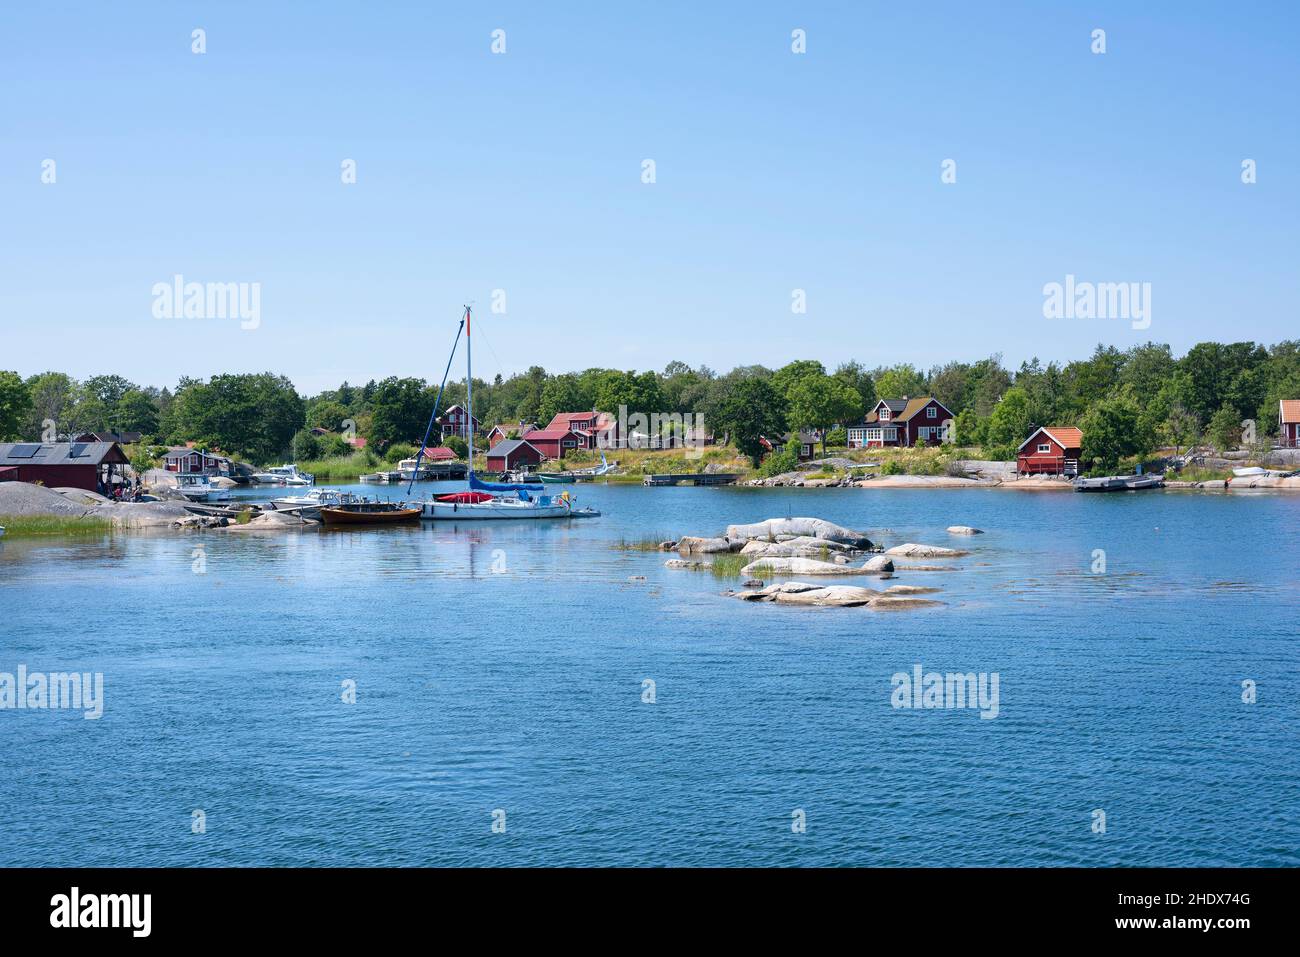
[884,543,969,558]
[946,525,984,535]
[664,559,705,569]
[868,595,943,609]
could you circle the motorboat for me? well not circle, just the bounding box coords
[254,464,314,486]
[271,488,357,513]
[175,473,231,502]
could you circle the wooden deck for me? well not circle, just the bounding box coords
[642,473,740,486]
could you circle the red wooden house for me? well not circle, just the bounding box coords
[520,427,581,460]
[485,422,535,447]
[1279,400,1300,448]
[543,411,618,449]
[486,439,543,472]
[437,404,480,441]
[163,448,229,475]
[0,441,130,492]
[1016,426,1083,476]
[847,397,952,448]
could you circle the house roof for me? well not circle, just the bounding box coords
[438,404,478,420]
[1017,426,1083,452]
[486,439,541,458]
[419,447,456,461]
[488,422,533,435]
[0,441,130,467]
[865,397,951,423]
[1281,400,1300,424]
[76,431,143,444]
[522,428,579,441]
[545,411,613,431]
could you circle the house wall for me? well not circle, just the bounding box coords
[13,464,98,491]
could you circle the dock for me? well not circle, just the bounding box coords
[643,473,740,487]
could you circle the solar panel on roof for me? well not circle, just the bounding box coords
[69,442,89,458]
[8,443,41,458]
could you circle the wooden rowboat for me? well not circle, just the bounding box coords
[319,503,421,524]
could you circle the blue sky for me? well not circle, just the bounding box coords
[1,2,1296,394]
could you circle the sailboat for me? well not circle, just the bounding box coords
[418,306,600,521]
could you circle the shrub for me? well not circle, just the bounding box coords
[760,445,800,477]
[385,442,415,464]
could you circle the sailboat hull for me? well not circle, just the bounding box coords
[421,500,575,520]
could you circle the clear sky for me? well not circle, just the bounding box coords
[2,2,1296,394]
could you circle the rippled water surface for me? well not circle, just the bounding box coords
[2,484,1298,866]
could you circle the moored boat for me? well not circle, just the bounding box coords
[1074,474,1164,492]
[319,502,420,524]
[411,306,603,522]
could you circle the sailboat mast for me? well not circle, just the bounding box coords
[465,305,473,470]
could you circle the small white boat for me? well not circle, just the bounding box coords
[261,464,314,486]
[271,488,357,511]
[176,473,231,502]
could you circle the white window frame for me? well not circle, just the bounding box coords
[926,406,937,419]
[879,407,891,421]
[1037,443,1052,454]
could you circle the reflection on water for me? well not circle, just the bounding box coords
[1,485,1298,866]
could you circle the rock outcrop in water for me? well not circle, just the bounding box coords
[676,535,737,555]
[731,580,939,609]
[884,543,969,558]
[724,517,873,550]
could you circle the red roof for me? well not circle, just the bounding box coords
[420,446,456,461]
[1281,400,1300,424]
[1018,426,1083,452]
[522,428,578,441]
[545,411,613,430]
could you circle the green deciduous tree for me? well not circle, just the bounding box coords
[787,375,863,455]
[713,377,787,467]
[0,371,33,441]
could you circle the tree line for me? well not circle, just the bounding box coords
[1,339,1297,470]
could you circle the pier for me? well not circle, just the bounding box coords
[642,473,739,487]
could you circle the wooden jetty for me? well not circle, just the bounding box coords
[642,473,739,487]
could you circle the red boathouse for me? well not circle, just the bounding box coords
[1016,426,1083,476]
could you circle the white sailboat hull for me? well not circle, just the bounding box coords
[421,500,574,520]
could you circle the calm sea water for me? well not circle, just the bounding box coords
[2,483,1298,867]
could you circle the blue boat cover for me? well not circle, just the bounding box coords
[468,472,544,493]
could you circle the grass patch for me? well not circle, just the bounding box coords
[1171,467,1233,483]
[709,553,753,579]
[294,451,377,480]
[0,515,114,538]
[614,533,671,551]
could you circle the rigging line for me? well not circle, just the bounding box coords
[406,313,466,497]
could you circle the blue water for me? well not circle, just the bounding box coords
[2,484,1298,866]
